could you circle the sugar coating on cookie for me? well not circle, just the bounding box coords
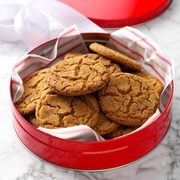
[47,56,109,96]
[90,43,141,71]
[94,112,118,135]
[65,53,121,75]
[36,93,99,128]
[16,69,48,115]
[98,73,161,126]
[79,54,121,75]
[135,72,164,94]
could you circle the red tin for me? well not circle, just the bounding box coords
[10,33,174,170]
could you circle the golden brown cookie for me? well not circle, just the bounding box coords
[89,43,141,71]
[47,56,109,96]
[16,68,49,115]
[64,53,121,75]
[64,52,84,59]
[93,112,118,135]
[27,114,54,129]
[106,125,138,138]
[36,93,99,128]
[135,72,164,94]
[79,53,121,75]
[98,72,160,126]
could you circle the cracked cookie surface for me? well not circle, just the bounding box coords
[16,69,48,115]
[36,93,99,128]
[65,53,121,75]
[98,73,160,126]
[80,54,121,75]
[94,112,118,135]
[27,114,54,129]
[66,53,121,74]
[47,56,109,96]
[135,72,164,94]
[64,52,84,59]
[90,43,141,71]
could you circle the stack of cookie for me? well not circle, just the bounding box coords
[16,42,163,139]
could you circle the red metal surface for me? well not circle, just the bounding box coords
[61,0,172,28]
[10,34,174,170]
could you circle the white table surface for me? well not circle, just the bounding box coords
[0,0,180,179]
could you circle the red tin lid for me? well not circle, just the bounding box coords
[61,0,172,28]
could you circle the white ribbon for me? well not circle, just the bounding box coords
[0,0,104,48]
[0,3,22,42]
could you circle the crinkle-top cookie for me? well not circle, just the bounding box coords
[64,53,121,75]
[47,56,109,96]
[94,112,118,135]
[36,93,99,128]
[64,52,84,59]
[16,69,48,115]
[135,72,164,94]
[98,73,161,126]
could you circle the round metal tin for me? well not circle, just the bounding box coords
[10,33,174,171]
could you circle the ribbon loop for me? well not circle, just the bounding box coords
[0,0,104,48]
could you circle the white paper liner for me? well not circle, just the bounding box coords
[11,26,173,141]
[38,125,105,141]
